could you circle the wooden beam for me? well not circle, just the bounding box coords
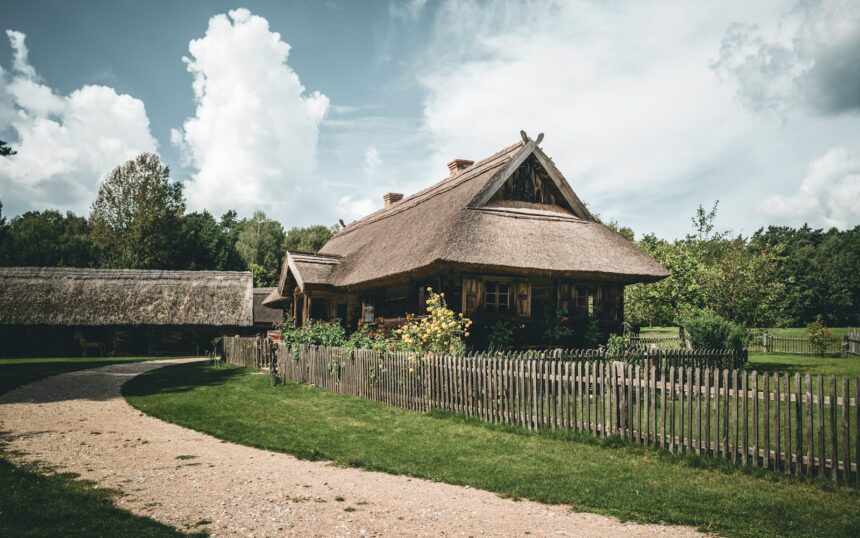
[469,141,536,208]
[531,146,595,221]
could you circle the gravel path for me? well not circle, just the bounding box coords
[0,360,706,537]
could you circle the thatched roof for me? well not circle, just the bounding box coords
[279,134,668,293]
[253,287,283,325]
[0,267,253,327]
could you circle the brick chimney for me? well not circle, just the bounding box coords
[447,159,474,176]
[383,192,403,207]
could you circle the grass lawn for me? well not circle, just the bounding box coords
[0,356,202,538]
[125,362,860,538]
[748,353,860,377]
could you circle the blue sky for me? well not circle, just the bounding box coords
[1,0,858,239]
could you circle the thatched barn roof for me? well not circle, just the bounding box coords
[277,133,668,295]
[0,267,254,327]
[253,287,283,325]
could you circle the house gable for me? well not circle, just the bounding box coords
[468,135,595,221]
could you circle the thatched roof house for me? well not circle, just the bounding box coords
[0,267,254,356]
[252,287,283,328]
[268,132,668,346]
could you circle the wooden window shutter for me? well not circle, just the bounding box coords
[462,276,482,315]
[515,281,532,317]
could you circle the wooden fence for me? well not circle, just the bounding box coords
[223,335,270,369]
[847,329,860,356]
[636,331,853,357]
[267,343,856,484]
[759,334,845,356]
[629,335,685,350]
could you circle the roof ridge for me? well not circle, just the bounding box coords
[331,140,524,239]
[0,267,253,279]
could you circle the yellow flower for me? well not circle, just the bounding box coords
[464,332,470,337]
[426,306,432,312]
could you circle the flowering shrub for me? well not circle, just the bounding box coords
[345,323,397,352]
[395,288,472,354]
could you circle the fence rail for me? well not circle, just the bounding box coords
[265,342,858,484]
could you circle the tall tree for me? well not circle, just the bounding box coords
[90,153,185,269]
[235,210,285,286]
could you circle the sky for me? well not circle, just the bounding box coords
[0,0,858,239]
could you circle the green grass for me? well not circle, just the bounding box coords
[0,356,201,537]
[748,353,860,377]
[125,362,860,538]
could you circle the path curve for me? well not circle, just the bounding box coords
[0,360,705,537]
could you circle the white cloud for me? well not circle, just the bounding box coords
[389,0,429,21]
[0,30,157,216]
[337,195,376,221]
[364,146,382,176]
[404,0,860,237]
[761,147,860,228]
[5,30,36,79]
[713,0,860,116]
[172,8,330,222]
[417,2,756,214]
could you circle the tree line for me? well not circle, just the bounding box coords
[1,148,857,328]
[620,203,860,329]
[0,152,337,287]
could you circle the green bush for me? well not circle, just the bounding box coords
[281,317,347,349]
[581,316,600,348]
[488,319,515,351]
[684,312,747,351]
[806,315,833,356]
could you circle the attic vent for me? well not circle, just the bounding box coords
[383,192,403,207]
[447,159,474,176]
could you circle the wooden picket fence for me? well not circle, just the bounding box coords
[759,335,845,356]
[218,336,858,483]
[635,331,853,357]
[263,343,857,484]
[222,335,270,369]
[629,335,685,350]
[847,329,860,356]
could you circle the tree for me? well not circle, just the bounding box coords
[235,210,285,286]
[177,211,244,271]
[0,139,16,156]
[90,153,185,269]
[0,201,9,265]
[283,224,337,253]
[2,210,95,267]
